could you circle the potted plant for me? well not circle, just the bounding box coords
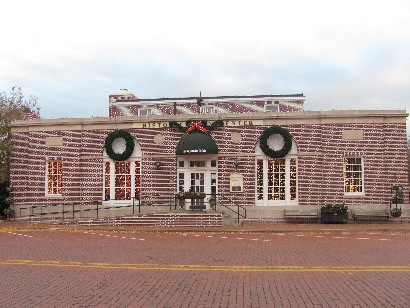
[209,197,216,209]
[390,207,402,218]
[3,207,15,221]
[390,184,404,218]
[184,191,192,199]
[320,204,349,223]
[175,191,184,200]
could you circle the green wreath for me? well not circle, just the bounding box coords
[104,130,135,161]
[259,125,293,158]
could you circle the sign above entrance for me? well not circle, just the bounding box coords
[133,120,263,129]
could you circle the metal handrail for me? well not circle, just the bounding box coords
[19,199,143,220]
[218,203,247,222]
[17,193,227,220]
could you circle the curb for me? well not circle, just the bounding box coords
[1,221,410,234]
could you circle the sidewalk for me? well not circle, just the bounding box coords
[1,219,410,233]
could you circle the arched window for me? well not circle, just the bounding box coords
[255,135,298,206]
[103,137,142,205]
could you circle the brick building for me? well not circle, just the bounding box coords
[9,90,409,219]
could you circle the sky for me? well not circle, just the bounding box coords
[1,0,409,134]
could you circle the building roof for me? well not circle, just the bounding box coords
[114,94,305,104]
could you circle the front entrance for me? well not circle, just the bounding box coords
[177,157,217,210]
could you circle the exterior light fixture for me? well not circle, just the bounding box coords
[234,159,240,170]
[155,159,161,169]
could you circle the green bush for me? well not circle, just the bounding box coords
[0,180,9,214]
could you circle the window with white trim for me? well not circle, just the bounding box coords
[104,161,141,200]
[256,157,298,205]
[344,157,364,193]
[103,136,142,203]
[46,161,62,195]
[139,108,152,116]
[255,138,298,206]
[200,106,214,114]
[264,104,279,112]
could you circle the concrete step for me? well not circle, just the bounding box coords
[74,213,223,227]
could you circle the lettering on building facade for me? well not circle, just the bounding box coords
[134,120,262,129]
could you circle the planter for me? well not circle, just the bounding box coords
[391,198,404,204]
[321,212,348,224]
[390,210,402,218]
[190,205,206,210]
[184,194,206,199]
[3,210,15,221]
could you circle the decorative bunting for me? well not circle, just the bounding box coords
[169,119,224,134]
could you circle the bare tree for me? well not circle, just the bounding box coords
[0,86,40,183]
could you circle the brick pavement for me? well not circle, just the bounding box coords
[2,219,410,233]
[1,221,410,307]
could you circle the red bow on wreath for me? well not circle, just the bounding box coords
[186,121,209,134]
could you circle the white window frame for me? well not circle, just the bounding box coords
[176,157,218,195]
[45,160,63,196]
[344,156,365,195]
[200,106,214,114]
[255,156,298,206]
[103,159,141,205]
[138,108,152,116]
[264,104,279,112]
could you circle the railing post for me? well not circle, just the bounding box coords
[96,201,99,219]
[62,203,65,220]
[72,203,75,219]
[138,197,141,214]
[40,206,42,220]
[132,197,135,215]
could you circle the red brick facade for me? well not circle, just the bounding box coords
[9,93,409,216]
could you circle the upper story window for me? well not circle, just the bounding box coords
[200,106,214,114]
[264,103,279,112]
[139,108,152,116]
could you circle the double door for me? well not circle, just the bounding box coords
[177,158,217,210]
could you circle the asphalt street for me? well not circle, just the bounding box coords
[1,223,409,307]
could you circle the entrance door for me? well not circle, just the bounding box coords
[190,172,205,194]
[177,157,217,210]
[189,172,205,208]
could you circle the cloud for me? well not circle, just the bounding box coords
[0,0,409,133]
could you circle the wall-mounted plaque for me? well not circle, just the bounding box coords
[230,173,244,192]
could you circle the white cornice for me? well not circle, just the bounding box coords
[10,109,408,132]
